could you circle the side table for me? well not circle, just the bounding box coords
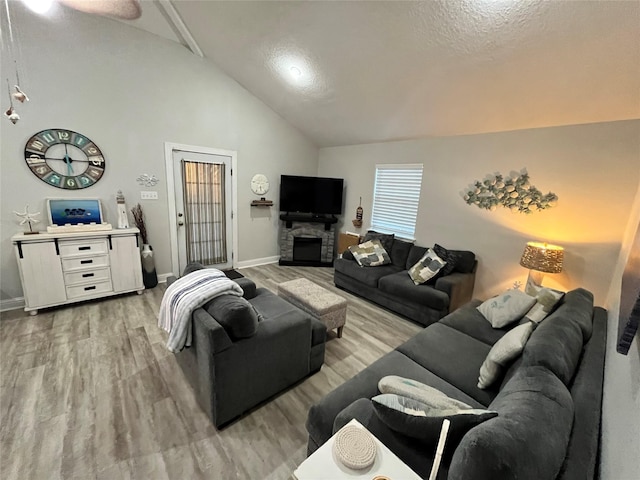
[292,419,421,480]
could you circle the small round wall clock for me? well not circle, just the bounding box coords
[24,128,105,189]
[251,173,270,196]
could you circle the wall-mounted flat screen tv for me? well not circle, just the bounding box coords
[280,175,344,215]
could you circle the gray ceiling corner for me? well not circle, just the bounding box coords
[120,0,640,147]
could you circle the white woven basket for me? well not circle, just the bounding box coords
[333,425,377,470]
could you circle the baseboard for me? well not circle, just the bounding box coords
[0,297,25,312]
[235,256,280,269]
[157,272,173,283]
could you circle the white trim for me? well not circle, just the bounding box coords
[164,142,238,278]
[235,256,280,269]
[0,297,25,312]
[157,0,204,57]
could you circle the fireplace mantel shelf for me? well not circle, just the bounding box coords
[279,214,338,230]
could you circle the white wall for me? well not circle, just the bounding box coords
[319,120,640,305]
[601,181,640,480]
[0,4,318,302]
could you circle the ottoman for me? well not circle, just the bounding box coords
[278,278,348,338]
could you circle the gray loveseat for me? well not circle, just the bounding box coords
[305,288,606,479]
[335,235,477,326]
[168,269,326,428]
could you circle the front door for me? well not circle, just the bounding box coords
[172,149,233,272]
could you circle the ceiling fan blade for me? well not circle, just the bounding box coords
[59,0,142,20]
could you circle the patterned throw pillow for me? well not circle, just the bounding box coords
[349,239,391,267]
[407,248,446,285]
[433,244,461,278]
[477,290,537,328]
[524,287,565,323]
[363,230,395,254]
[477,322,535,389]
[378,376,472,410]
[372,393,498,442]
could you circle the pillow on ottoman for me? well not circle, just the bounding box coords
[204,294,259,340]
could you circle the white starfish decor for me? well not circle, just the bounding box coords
[13,204,41,233]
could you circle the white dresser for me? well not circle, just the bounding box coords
[12,228,144,315]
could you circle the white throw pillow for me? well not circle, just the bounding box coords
[407,248,446,285]
[524,287,564,324]
[477,322,535,389]
[378,376,472,410]
[477,290,537,328]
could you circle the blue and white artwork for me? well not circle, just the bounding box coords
[48,199,103,225]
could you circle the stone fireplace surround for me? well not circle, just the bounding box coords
[279,215,337,266]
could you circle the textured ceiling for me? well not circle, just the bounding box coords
[125,1,640,147]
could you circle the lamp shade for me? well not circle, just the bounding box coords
[520,242,564,273]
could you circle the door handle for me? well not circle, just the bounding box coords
[178,221,184,226]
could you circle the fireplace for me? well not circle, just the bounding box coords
[279,214,337,266]
[293,237,323,262]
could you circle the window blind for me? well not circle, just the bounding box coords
[370,164,424,239]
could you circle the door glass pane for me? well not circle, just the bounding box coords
[181,160,227,265]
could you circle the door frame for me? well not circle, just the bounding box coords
[164,142,238,276]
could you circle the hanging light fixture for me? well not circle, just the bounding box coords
[3,0,30,124]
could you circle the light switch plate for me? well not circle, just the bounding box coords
[140,191,158,200]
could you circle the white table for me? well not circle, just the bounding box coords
[293,419,422,480]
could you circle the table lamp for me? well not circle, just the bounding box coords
[520,241,564,295]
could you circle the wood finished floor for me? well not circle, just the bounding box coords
[0,265,422,479]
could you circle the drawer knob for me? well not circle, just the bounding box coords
[84,286,96,291]
[78,246,91,251]
[80,259,93,265]
[82,273,95,278]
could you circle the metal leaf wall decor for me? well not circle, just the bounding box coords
[463,171,557,214]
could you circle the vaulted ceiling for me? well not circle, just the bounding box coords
[121,0,639,147]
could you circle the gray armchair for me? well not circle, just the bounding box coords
[167,271,326,427]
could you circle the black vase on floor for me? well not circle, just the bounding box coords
[141,244,158,288]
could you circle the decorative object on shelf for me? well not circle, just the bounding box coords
[463,170,557,214]
[116,190,130,229]
[136,173,159,187]
[131,203,157,288]
[13,204,40,234]
[251,173,270,195]
[333,424,377,470]
[353,196,363,228]
[24,128,106,189]
[520,241,564,295]
[251,198,273,207]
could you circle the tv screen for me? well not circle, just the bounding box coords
[280,175,344,215]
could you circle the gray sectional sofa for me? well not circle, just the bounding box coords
[168,270,326,428]
[335,235,477,326]
[305,288,606,479]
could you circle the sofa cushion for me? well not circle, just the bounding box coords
[406,246,428,270]
[334,258,401,288]
[559,288,594,341]
[439,300,515,346]
[371,393,497,442]
[349,239,391,267]
[204,294,259,340]
[364,230,395,253]
[390,238,414,269]
[396,323,498,406]
[521,308,585,385]
[378,271,450,310]
[433,244,461,277]
[477,290,537,328]
[452,250,476,274]
[449,366,574,480]
[478,322,535,389]
[378,376,472,409]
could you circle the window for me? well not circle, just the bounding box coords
[370,164,424,239]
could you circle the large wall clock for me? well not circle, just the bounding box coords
[24,128,105,189]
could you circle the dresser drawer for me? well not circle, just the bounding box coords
[61,254,110,272]
[66,280,113,299]
[59,239,108,257]
[64,267,111,286]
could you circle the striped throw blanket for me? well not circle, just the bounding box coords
[158,269,244,352]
